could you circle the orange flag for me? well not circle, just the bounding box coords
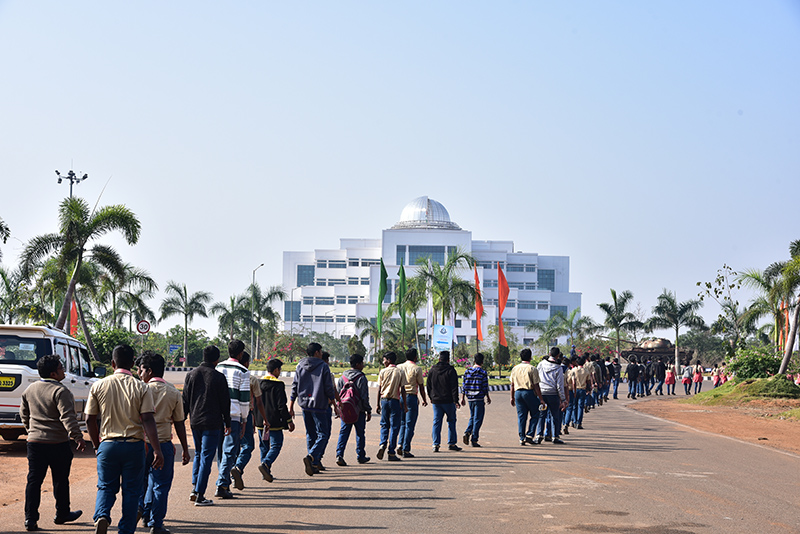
[474,265,483,341]
[498,263,509,347]
[70,299,78,337]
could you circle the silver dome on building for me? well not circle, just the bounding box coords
[391,196,461,230]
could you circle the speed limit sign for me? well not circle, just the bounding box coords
[136,320,151,335]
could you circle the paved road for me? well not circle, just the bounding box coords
[5,377,800,533]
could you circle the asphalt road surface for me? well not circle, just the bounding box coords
[6,375,800,534]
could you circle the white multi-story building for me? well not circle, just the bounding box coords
[281,196,581,348]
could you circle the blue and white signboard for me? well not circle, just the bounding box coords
[168,344,181,356]
[431,324,454,353]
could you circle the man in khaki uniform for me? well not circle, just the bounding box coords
[396,348,427,457]
[375,351,407,461]
[86,345,163,534]
[137,351,190,534]
[509,348,546,446]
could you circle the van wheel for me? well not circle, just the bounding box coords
[0,430,24,441]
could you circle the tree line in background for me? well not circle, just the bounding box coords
[1,201,798,375]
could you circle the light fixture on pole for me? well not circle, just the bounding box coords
[55,169,88,198]
[250,263,264,357]
[324,309,335,335]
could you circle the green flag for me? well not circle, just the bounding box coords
[398,263,407,338]
[377,259,388,337]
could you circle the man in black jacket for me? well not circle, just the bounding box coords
[426,351,462,452]
[653,357,667,396]
[625,357,639,400]
[183,346,231,506]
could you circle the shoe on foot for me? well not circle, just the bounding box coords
[402,451,415,458]
[194,497,214,507]
[151,528,171,534]
[433,445,440,452]
[448,444,462,451]
[377,445,386,460]
[534,436,543,445]
[395,448,404,457]
[357,456,371,464]
[303,454,315,476]
[189,491,198,502]
[562,426,569,435]
[24,520,39,532]
[520,439,526,446]
[462,433,470,446]
[230,466,244,490]
[544,436,552,442]
[214,486,235,499]
[387,454,401,461]
[54,510,82,524]
[336,456,347,466]
[258,463,273,482]
[552,438,565,444]
[577,424,584,429]
[94,516,110,534]
[314,461,326,471]
[471,442,481,447]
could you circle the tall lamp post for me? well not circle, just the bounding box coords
[250,263,264,357]
[55,169,88,198]
[289,287,300,336]
[324,309,335,335]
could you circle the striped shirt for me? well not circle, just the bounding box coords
[216,358,250,422]
[462,365,489,400]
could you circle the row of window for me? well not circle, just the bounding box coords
[396,245,459,266]
[484,280,540,290]
[316,260,347,269]
[300,315,357,323]
[301,296,366,305]
[315,279,346,286]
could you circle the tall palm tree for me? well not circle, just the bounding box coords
[159,281,212,361]
[645,289,706,372]
[739,268,786,346]
[558,307,601,347]
[0,265,26,324]
[118,286,158,332]
[97,263,158,328]
[778,240,800,374]
[248,283,286,360]
[20,197,140,331]
[525,315,568,352]
[211,294,252,341]
[0,216,9,262]
[412,249,476,327]
[710,299,758,356]
[597,289,643,361]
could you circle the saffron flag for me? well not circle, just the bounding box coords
[377,259,388,337]
[474,265,483,341]
[398,263,407,338]
[70,299,78,337]
[497,263,509,347]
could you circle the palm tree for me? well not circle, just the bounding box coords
[211,294,252,341]
[597,289,643,361]
[412,249,476,326]
[739,268,786,346]
[710,299,759,356]
[645,289,706,372]
[559,307,601,346]
[778,240,800,374]
[159,281,212,361]
[0,265,26,324]
[0,216,9,262]
[118,286,158,332]
[97,263,158,328]
[20,197,140,331]
[247,283,286,360]
[525,315,567,352]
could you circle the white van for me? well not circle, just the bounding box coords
[0,324,104,441]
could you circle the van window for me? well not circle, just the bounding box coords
[0,335,52,369]
[78,347,92,376]
[55,342,69,370]
[68,346,81,376]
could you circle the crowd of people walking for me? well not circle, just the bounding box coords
[21,340,697,534]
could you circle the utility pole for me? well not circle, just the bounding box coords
[55,169,88,198]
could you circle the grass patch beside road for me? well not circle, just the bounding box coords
[684,376,800,415]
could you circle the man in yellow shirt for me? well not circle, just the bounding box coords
[86,345,163,534]
[509,348,546,446]
[396,348,427,458]
[375,352,408,461]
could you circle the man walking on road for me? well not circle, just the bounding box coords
[534,347,567,444]
[427,351,462,453]
[461,352,490,447]
[21,354,86,532]
[183,345,231,507]
[137,351,190,534]
[254,358,294,482]
[289,342,340,475]
[231,351,268,490]
[214,340,250,500]
[376,351,407,461]
[510,348,546,445]
[86,345,164,534]
[397,348,427,458]
[335,353,373,465]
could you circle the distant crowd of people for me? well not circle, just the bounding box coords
[22,340,685,534]
[622,356,730,398]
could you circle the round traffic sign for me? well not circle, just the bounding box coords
[136,320,151,335]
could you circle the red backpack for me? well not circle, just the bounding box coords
[339,374,362,425]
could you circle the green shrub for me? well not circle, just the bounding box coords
[727,346,781,379]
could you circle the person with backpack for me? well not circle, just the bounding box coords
[334,354,373,466]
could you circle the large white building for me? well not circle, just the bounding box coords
[281,197,581,348]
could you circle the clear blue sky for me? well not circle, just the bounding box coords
[1,1,798,338]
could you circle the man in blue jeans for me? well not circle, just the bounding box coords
[375,351,408,461]
[461,352,491,447]
[86,345,164,534]
[183,345,231,507]
[289,343,340,475]
[510,348,546,445]
[397,348,427,457]
[427,351,462,452]
[335,354,373,465]
[138,351,190,534]
[230,352,268,491]
[254,359,294,482]
[534,347,567,444]
[214,340,250,499]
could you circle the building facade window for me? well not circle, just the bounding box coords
[456,335,466,344]
[509,281,525,290]
[328,260,346,269]
[525,282,537,290]
[538,301,549,310]
[396,245,406,265]
[303,297,314,305]
[538,269,555,291]
[315,279,326,287]
[525,264,537,272]
[316,260,327,268]
[336,296,347,304]
[297,265,315,287]
[347,296,359,304]
[362,259,381,266]
[284,301,301,323]
[328,279,345,286]
[409,245,445,265]
[551,305,568,318]
[507,264,524,272]
[518,300,536,309]
[454,319,462,328]
[360,277,370,285]
[348,277,359,285]
[316,297,334,306]
[485,279,498,288]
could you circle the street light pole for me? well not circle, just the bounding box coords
[289,287,300,336]
[250,263,264,358]
[55,169,88,198]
